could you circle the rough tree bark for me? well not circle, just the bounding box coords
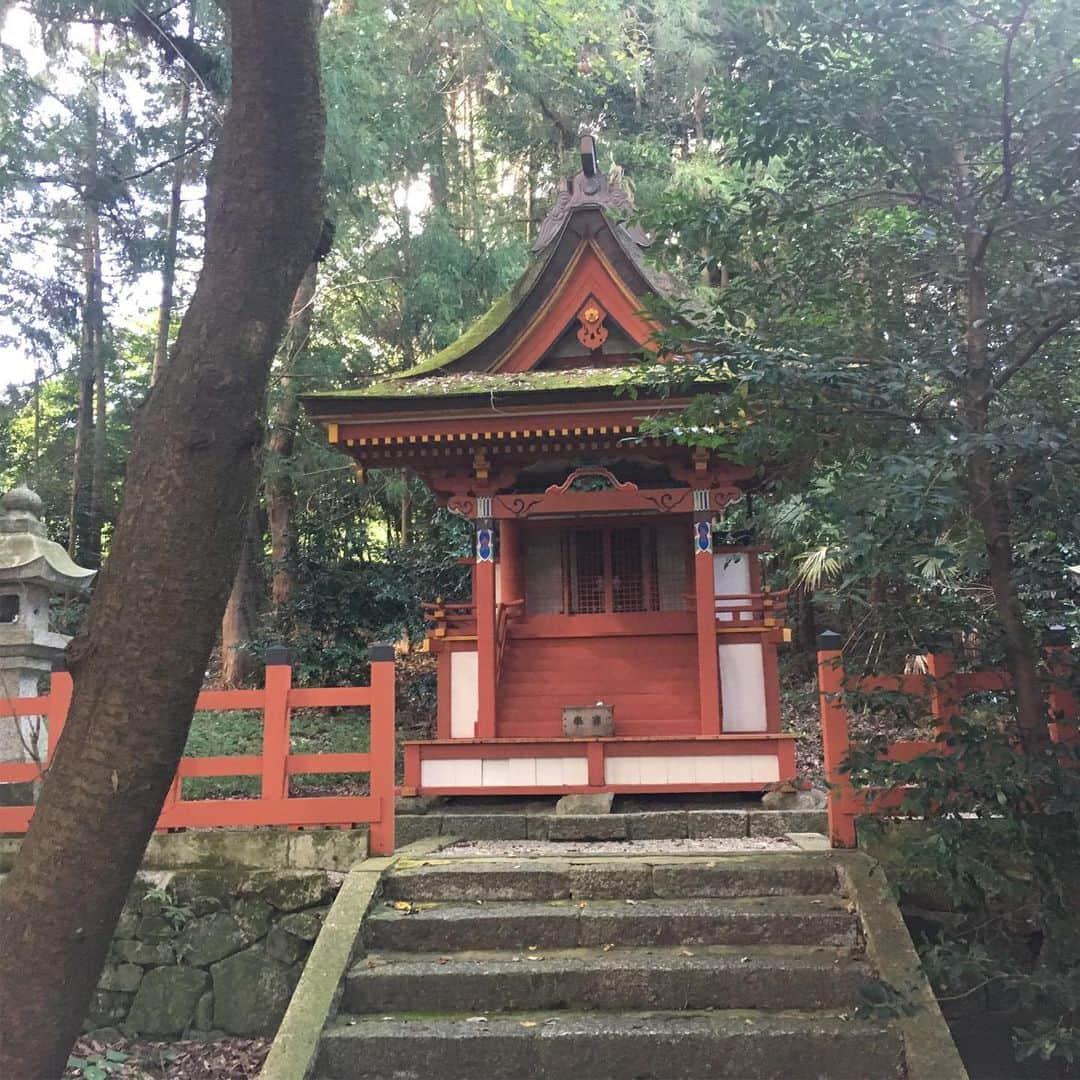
[0,3,325,1075]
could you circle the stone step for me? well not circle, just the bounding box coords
[344,944,870,1014]
[380,855,839,902]
[364,895,859,952]
[317,1009,905,1080]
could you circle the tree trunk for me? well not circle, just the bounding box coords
[221,504,262,687]
[89,235,107,563]
[400,470,410,547]
[151,0,196,385]
[266,261,316,611]
[0,5,325,1075]
[961,225,1049,754]
[69,59,101,564]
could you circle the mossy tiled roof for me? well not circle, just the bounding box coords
[321,366,638,400]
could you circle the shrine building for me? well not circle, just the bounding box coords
[303,137,796,797]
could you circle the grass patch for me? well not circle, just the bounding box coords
[182,708,371,800]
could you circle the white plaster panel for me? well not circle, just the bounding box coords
[604,756,641,785]
[419,753,778,790]
[506,758,538,786]
[449,650,479,739]
[560,757,590,785]
[637,757,671,785]
[534,757,565,786]
[720,755,755,783]
[713,552,752,622]
[753,754,781,782]
[665,756,698,784]
[481,758,511,787]
[718,642,768,732]
[421,758,483,788]
[604,754,781,786]
[692,755,727,783]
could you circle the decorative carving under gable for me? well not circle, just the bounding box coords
[449,482,743,520]
[532,162,650,252]
[447,495,475,518]
[495,494,546,518]
[576,300,609,351]
[544,465,638,496]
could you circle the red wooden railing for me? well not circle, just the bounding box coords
[423,599,476,639]
[713,588,789,628]
[817,629,1076,848]
[0,645,397,855]
[495,599,524,682]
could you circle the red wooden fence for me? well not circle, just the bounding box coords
[817,628,1077,848]
[0,645,396,855]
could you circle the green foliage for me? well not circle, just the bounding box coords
[65,1049,128,1080]
[140,886,192,930]
[853,979,920,1022]
[848,725,1080,1065]
[635,0,1080,666]
[181,708,373,799]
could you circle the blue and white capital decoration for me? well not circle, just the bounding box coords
[476,526,494,562]
[694,518,713,555]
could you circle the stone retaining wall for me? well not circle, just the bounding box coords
[87,869,341,1040]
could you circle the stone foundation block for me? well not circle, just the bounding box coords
[98,963,144,994]
[748,810,827,837]
[112,939,175,966]
[548,815,628,841]
[394,815,443,846]
[526,815,552,840]
[177,912,250,966]
[126,966,209,1035]
[437,813,528,840]
[687,810,749,838]
[211,945,296,1036]
[556,792,614,816]
[626,811,688,840]
[87,990,134,1028]
[568,862,653,899]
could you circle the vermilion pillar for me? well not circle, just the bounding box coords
[693,506,722,734]
[500,519,524,605]
[475,508,497,739]
[817,630,856,848]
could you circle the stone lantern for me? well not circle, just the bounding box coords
[0,484,95,770]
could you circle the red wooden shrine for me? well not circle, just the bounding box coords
[304,137,796,796]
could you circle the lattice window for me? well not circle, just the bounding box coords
[569,528,606,614]
[524,530,564,614]
[655,523,688,611]
[610,527,645,612]
[524,523,688,616]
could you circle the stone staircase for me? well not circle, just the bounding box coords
[314,853,912,1079]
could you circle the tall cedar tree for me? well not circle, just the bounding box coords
[0,2,325,1074]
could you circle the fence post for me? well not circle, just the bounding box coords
[1046,625,1076,745]
[925,648,958,737]
[368,643,396,856]
[45,660,73,767]
[262,646,292,805]
[817,630,856,848]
